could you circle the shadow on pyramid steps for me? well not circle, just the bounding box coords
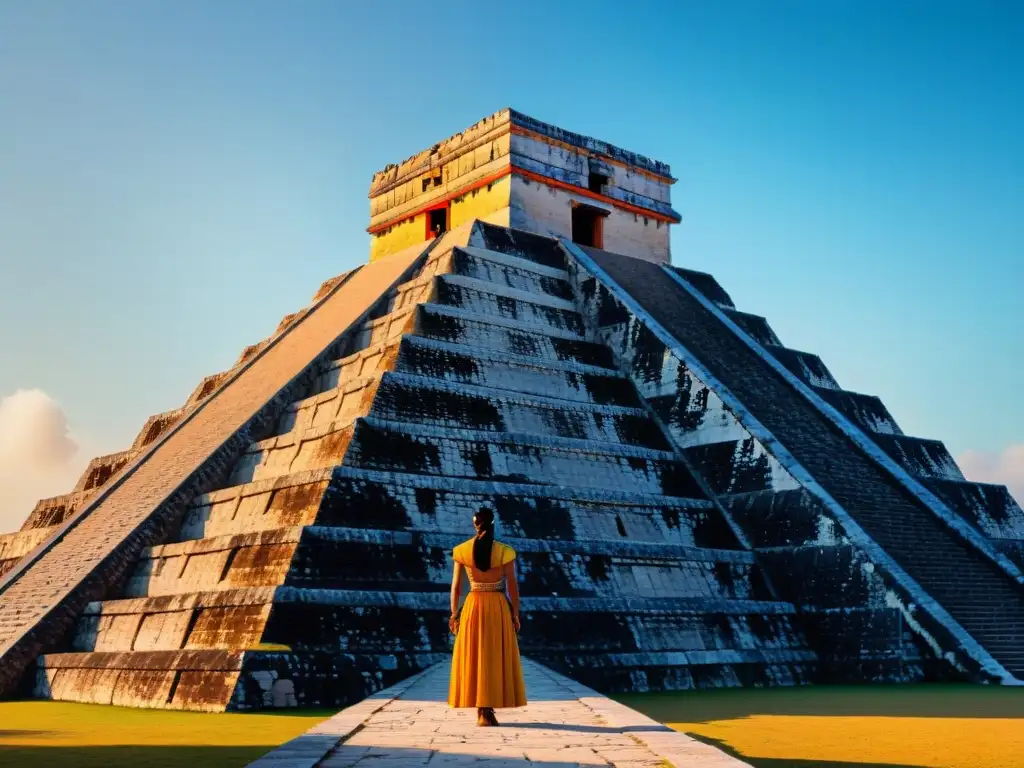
[5,217,1023,713]
[0,220,820,711]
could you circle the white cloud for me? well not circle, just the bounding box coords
[958,444,1024,505]
[0,389,84,532]
[0,389,78,468]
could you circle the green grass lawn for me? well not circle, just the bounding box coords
[616,684,1024,768]
[0,701,332,768]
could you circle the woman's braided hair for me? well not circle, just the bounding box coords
[472,507,495,571]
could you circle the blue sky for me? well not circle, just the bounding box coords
[0,1,1021,525]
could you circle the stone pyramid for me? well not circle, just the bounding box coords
[1,109,1022,712]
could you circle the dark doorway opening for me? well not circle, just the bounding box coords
[428,206,449,239]
[571,203,605,248]
[588,172,609,194]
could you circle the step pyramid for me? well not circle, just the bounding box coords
[1,109,1021,712]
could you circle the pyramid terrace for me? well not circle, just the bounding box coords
[0,109,1022,714]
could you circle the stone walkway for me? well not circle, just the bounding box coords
[248,659,749,767]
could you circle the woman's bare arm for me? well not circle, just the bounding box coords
[503,560,521,631]
[449,562,464,633]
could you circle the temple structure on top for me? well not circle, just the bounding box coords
[368,109,681,264]
[0,109,1022,713]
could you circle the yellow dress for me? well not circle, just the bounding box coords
[448,539,528,709]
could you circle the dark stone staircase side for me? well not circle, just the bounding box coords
[576,244,1024,681]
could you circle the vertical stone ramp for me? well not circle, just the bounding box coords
[247,659,750,767]
[0,241,431,697]
[575,243,1024,681]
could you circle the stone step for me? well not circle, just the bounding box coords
[439,263,576,308]
[184,370,233,408]
[348,235,517,340]
[532,650,816,693]
[34,643,820,710]
[415,304,615,368]
[540,648,818,668]
[391,335,641,407]
[677,437,799,496]
[341,304,419,359]
[756,544,890,610]
[88,585,798,618]
[724,489,844,549]
[368,371,667,448]
[309,339,401,398]
[590,247,1024,680]
[471,222,568,270]
[121,523,763,600]
[70,586,803,658]
[450,245,573,298]
[123,527,303,598]
[995,540,1024,571]
[802,606,932,663]
[227,421,351,487]
[923,477,1024,541]
[340,255,583,359]
[289,528,769,598]
[313,529,757,564]
[870,433,964,481]
[273,375,377,438]
[434,274,585,336]
[20,492,91,531]
[72,449,135,494]
[307,333,638,412]
[73,593,275,654]
[89,586,802,616]
[355,245,461,324]
[34,648,447,711]
[129,407,188,454]
[764,345,841,390]
[666,266,736,309]
[179,467,736,548]
[0,528,56,578]
[813,387,903,436]
[344,417,707,497]
[230,375,675,488]
[721,308,781,347]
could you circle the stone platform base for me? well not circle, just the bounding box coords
[248,657,748,767]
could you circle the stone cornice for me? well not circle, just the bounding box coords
[369,108,676,200]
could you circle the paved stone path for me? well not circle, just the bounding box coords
[248,659,749,767]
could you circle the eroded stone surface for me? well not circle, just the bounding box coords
[0,240,433,697]
[18,204,1014,719]
[573,240,1024,682]
[3,103,1020,733]
[16,222,818,711]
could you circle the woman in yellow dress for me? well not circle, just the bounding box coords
[447,507,528,726]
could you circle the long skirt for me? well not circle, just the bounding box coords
[448,591,527,708]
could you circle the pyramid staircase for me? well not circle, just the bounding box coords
[684,270,1024,572]
[0,278,354,580]
[573,242,1024,683]
[3,220,1020,711]
[0,222,821,711]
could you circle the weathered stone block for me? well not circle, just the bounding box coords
[764,346,840,390]
[814,387,903,436]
